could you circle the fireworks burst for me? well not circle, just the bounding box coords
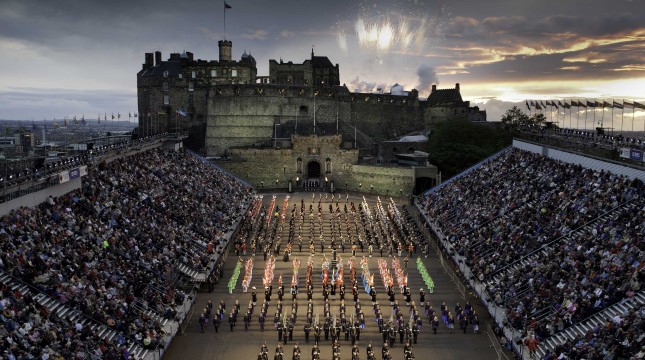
[335,1,450,56]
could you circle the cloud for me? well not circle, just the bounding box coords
[241,29,269,40]
[279,31,295,38]
[416,65,439,93]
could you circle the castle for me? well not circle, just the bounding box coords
[136,40,485,195]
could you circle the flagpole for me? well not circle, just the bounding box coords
[223,1,227,41]
[620,100,624,133]
[601,100,604,129]
[623,100,632,135]
[611,100,615,135]
[336,110,339,134]
[585,99,588,131]
[592,100,595,132]
[576,100,579,130]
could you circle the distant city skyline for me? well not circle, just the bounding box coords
[1,0,644,129]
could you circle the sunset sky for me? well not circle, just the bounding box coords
[1,0,644,128]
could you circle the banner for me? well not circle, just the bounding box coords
[630,149,643,162]
[58,171,70,184]
[69,168,80,180]
[619,148,631,159]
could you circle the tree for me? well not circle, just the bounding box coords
[529,113,547,128]
[424,119,513,179]
[501,106,530,130]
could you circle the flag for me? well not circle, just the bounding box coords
[224,1,231,9]
[118,113,121,119]
[571,100,579,107]
[535,102,542,110]
[540,100,546,108]
[525,100,531,110]
[557,100,564,108]
[111,113,115,119]
[579,100,587,108]
[563,101,571,109]
[530,100,535,107]
[129,112,132,119]
[613,100,623,109]
[623,100,634,108]
[104,113,107,121]
[176,109,189,117]
[587,100,596,108]
[635,101,645,110]
[134,113,138,118]
[64,118,68,127]
[603,100,611,108]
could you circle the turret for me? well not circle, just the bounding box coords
[218,40,232,62]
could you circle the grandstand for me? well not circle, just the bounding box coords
[418,139,644,359]
[0,140,252,359]
[1,135,642,360]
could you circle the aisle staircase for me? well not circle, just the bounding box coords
[0,271,149,360]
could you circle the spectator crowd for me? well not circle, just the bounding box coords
[420,148,644,359]
[0,148,252,359]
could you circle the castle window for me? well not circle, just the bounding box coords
[163,95,169,105]
[188,82,194,92]
[178,74,183,79]
[299,106,308,115]
[211,69,218,77]
[232,69,238,77]
[191,71,196,79]
[163,81,169,92]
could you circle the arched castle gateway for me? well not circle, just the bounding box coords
[216,134,438,196]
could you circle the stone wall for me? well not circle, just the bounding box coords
[348,93,424,141]
[206,86,353,156]
[349,165,415,196]
[214,134,420,196]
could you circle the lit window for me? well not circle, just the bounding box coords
[178,74,183,79]
[211,69,218,77]
[232,69,238,77]
[163,82,169,91]
[163,95,169,105]
[188,82,194,92]
[191,71,196,78]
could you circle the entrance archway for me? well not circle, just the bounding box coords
[414,177,435,195]
[307,161,321,178]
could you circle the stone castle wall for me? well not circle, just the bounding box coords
[205,85,431,156]
[214,134,417,196]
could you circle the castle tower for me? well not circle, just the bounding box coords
[218,40,232,62]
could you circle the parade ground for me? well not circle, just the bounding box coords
[163,192,500,360]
